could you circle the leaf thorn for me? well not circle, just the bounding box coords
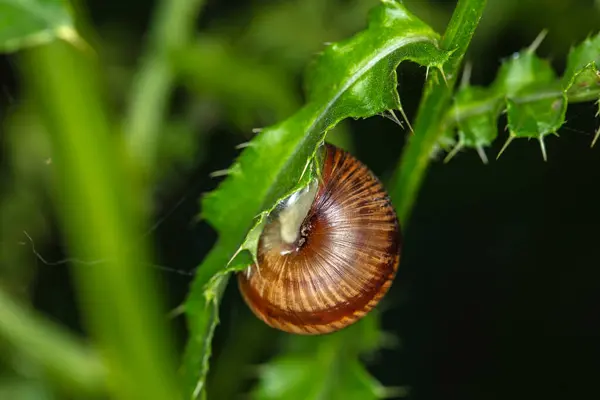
[235,142,253,149]
[57,26,95,57]
[384,109,413,133]
[439,66,449,86]
[476,145,489,164]
[443,142,462,163]
[398,107,413,133]
[380,385,410,399]
[497,135,514,159]
[209,169,230,178]
[167,303,186,319]
[539,135,548,161]
[528,29,548,53]
[592,127,599,148]
[299,156,312,182]
[226,246,243,269]
[192,381,204,399]
[382,109,402,127]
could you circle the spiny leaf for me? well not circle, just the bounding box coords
[181,1,451,398]
[441,31,600,161]
[0,0,83,53]
[503,91,566,160]
[443,85,503,163]
[563,32,600,101]
[494,44,567,159]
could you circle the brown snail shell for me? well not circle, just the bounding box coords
[237,143,402,335]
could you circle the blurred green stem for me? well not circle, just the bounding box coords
[124,0,206,177]
[22,41,181,400]
[0,288,105,395]
[390,0,488,223]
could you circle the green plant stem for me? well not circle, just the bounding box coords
[22,41,181,400]
[389,0,487,224]
[0,288,105,395]
[124,0,206,176]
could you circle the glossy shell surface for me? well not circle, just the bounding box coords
[238,143,401,334]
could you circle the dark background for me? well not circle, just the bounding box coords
[1,0,599,399]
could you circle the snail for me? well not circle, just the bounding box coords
[238,143,402,335]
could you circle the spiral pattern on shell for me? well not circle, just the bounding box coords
[238,143,402,334]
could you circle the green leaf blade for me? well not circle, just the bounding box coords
[563,33,600,102]
[442,86,503,162]
[249,318,396,400]
[305,0,449,120]
[0,0,77,53]
[493,51,557,95]
[505,90,567,139]
[494,51,568,158]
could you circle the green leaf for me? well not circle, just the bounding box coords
[563,32,600,102]
[440,31,600,161]
[503,89,566,160]
[0,0,80,53]
[175,36,300,127]
[443,85,503,163]
[493,44,567,159]
[249,316,403,400]
[181,1,451,398]
[252,355,386,400]
[492,48,556,95]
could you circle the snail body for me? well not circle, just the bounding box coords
[238,143,402,335]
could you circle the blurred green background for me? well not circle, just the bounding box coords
[1,0,599,399]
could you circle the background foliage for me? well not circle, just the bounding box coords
[0,0,599,399]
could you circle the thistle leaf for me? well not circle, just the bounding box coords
[563,32,600,101]
[443,86,503,162]
[441,32,600,161]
